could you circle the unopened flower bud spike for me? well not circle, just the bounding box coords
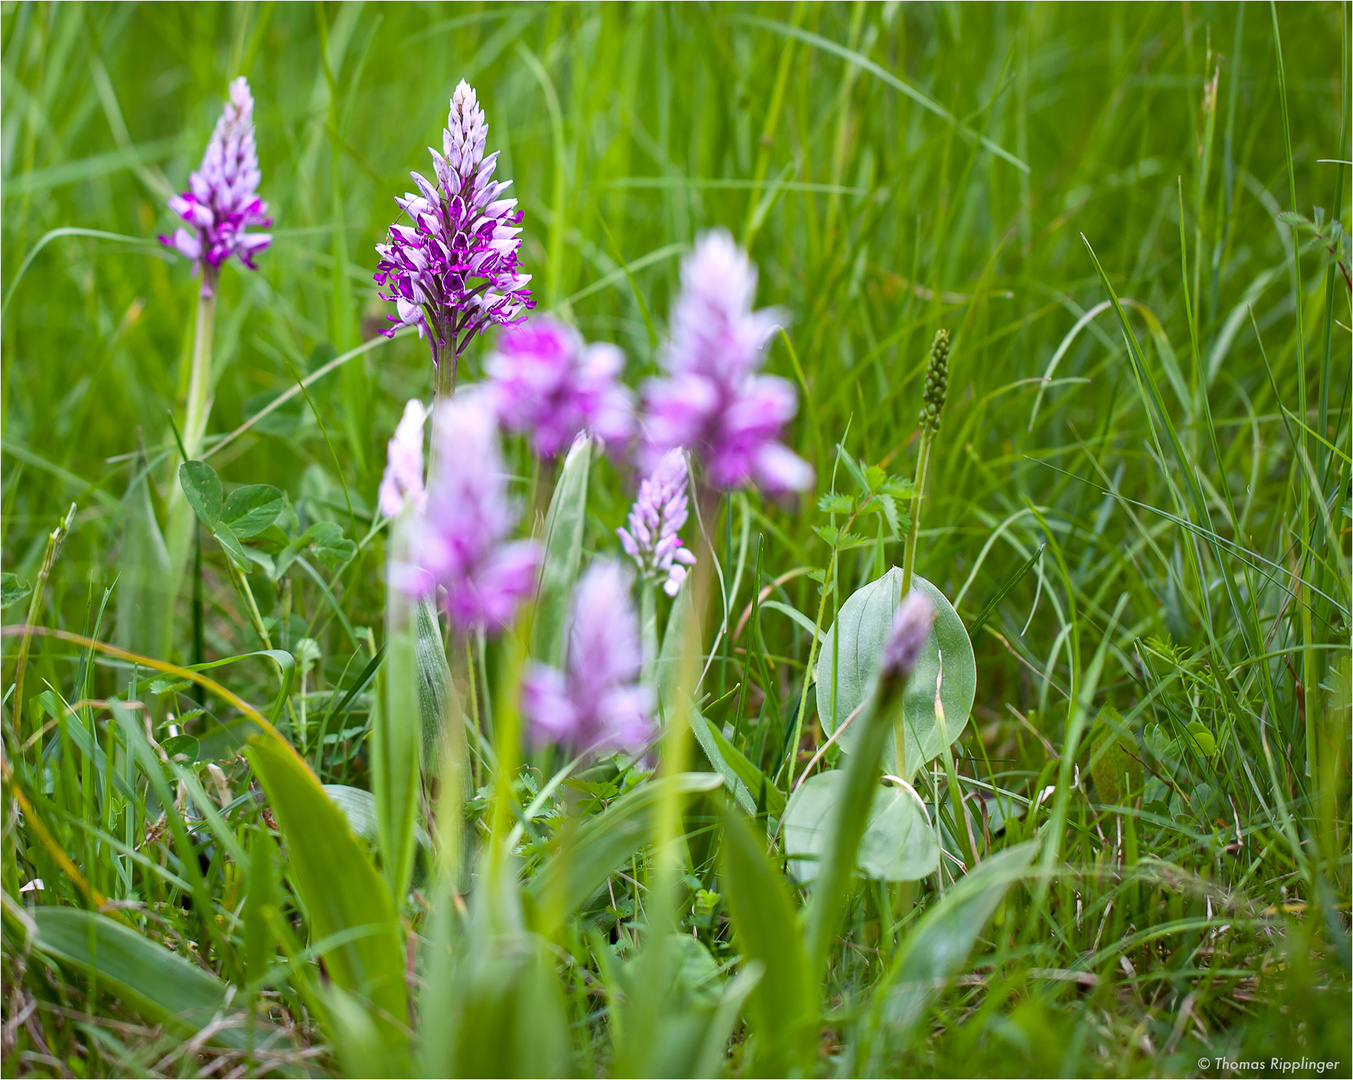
[900,328,950,596]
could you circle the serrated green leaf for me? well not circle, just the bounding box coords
[878,493,902,538]
[864,463,887,491]
[817,492,855,514]
[838,447,870,494]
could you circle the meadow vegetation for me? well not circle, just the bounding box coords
[1,3,1350,1077]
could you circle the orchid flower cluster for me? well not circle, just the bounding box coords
[160,77,817,760]
[367,85,817,755]
[160,77,271,295]
[374,80,533,385]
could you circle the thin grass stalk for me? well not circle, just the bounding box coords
[9,502,75,738]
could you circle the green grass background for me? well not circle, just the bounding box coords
[2,2,1350,1076]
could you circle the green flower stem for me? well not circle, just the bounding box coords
[639,580,658,690]
[164,286,219,649]
[900,430,933,600]
[896,430,932,769]
[11,503,75,737]
[182,287,217,462]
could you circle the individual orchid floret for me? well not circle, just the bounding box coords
[879,590,936,686]
[395,388,541,632]
[160,77,272,295]
[521,560,655,755]
[640,230,813,494]
[378,399,428,518]
[485,317,634,457]
[374,79,533,389]
[617,448,697,597]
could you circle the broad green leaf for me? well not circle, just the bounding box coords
[178,460,252,572]
[1185,719,1218,758]
[323,784,430,851]
[529,772,722,934]
[245,735,409,1053]
[858,781,941,881]
[816,569,975,779]
[532,432,592,665]
[31,906,262,1050]
[718,803,816,1077]
[222,483,284,538]
[865,842,1035,1066]
[784,770,938,883]
[1089,705,1143,803]
[115,450,172,662]
[179,459,223,527]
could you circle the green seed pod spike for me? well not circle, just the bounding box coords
[918,328,951,434]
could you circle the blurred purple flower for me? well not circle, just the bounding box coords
[641,230,813,494]
[160,77,272,295]
[880,590,935,684]
[374,80,532,383]
[522,560,655,755]
[378,399,428,518]
[394,389,541,632]
[617,448,696,597]
[486,317,634,457]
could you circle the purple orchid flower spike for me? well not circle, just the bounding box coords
[375,79,533,396]
[486,316,635,458]
[161,77,272,296]
[378,399,429,518]
[393,388,541,633]
[522,560,655,756]
[641,230,813,495]
[617,447,697,598]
